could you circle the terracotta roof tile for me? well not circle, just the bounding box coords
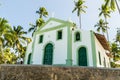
[94,33,110,51]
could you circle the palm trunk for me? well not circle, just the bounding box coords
[79,13,82,29]
[105,17,109,42]
[115,0,120,14]
[106,29,109,42]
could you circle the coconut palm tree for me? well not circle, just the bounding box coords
[36,7,48,18]
[12,25,30,49]
[99,4,111,41]
[29,7,48,36]
[94,19,108,35]
[111,42,119,61]
[116,35,120,45]
[72,0,87,29]
[99,4,111,18]
[0,18,12,58]
[104,0,120,14]
[116,29,120,44]
[12,25,31,62]
[29,18,45,36]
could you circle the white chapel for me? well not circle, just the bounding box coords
[24,18,111,67]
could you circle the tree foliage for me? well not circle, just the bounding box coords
[0,17,31,64]
[110,29,120,67]
[28,7,48,36]
[104,0,120,14]
[94,19,108,35]
[72,0,87,29]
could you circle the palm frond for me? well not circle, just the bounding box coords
[111,0,116,11]
[28,27,35,33]
[72,7,77,13]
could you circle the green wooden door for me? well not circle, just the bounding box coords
[27,53,31,64]
[43,43,53,65]
[78,47,87,66]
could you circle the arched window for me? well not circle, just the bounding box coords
[43,43,53,65]
[75,32,80,41]
[27,53,31,64]
[78,47,87,66]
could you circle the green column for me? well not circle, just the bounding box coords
[90,31,97,67]
[66,27,72,66]
[30,33,37,64]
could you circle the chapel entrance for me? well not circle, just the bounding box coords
[78,47,87,66]
[43,43,53,65]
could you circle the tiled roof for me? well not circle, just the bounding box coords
[94,33,110,51]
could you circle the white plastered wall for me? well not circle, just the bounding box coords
[94,36,110,68]
[72,28,93,66]
[24,41,32,64]
[32,26,68,65]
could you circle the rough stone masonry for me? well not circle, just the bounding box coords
[0,65,120,80]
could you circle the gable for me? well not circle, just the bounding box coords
[36,18,73,34]
[41,20,62,30]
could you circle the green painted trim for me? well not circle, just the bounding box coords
[66,27,72,65]
[90,31,97,67]
[37,17,73,32]
[35,24,66,34]
[74,31,82,42]
[50,18,73,25]
[24,45,29,64]
[30,35,37,64]
[76,45,89,66]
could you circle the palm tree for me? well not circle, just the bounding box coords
[72,0,87,29]
[111,42,118,61]
[116,35,120,45]
[29,7,48,36]
[104,0,120,14]
[29,18,45,36]
[12,25,31,62]
[36,7,48,18]
[116,29,120,44]
[0,18,12,59]
[12,25,30,49]
[99,4,111,41]
[94,19,108,35]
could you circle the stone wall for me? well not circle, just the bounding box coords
[0,65,120,80]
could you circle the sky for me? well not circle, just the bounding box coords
[0,0,120,42]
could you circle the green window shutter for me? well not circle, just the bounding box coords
[75,32,80,41]
[98,52,101,65]
[27,53,31,64]
[57,30,62,40]
[39,35,43,43]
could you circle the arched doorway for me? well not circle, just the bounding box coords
[43,43,53,65]
[78,47,87,66]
